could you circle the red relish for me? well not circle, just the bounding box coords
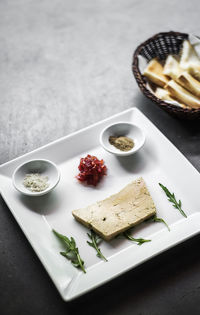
[76,154,107,186]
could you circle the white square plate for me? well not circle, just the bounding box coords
[0,108,200,301]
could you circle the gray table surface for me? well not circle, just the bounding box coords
[1,0,200,314]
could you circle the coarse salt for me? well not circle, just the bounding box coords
[23,173,49,192]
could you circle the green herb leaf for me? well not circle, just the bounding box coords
[147,215,170,231]
[159,183,187,218]
[123,231,151,245]
[53,229,86,273]
[87,230,107,262]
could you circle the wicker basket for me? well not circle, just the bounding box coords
[132,31,200,120]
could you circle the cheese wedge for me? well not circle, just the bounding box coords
[165,80,200,109]
[143,58,169,87]
[180,40,200,81]
[72,178,156,241]
[163,55,182,80]
[178,71,200,97]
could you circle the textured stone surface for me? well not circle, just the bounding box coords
[1,0,200,314]
[0,0,200,167]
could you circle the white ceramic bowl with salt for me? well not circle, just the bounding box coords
[12,159,60,196]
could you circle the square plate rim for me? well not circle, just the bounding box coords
[1,107,200,301]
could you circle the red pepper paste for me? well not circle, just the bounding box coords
[76,154,107,186]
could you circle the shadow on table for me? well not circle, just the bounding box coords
[66,234,200,315]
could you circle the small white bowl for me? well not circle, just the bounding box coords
[100,122,145,156]
[12,159,60,196]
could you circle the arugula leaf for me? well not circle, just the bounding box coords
[53,230,86,273]
[87,230,107,261]
[123,230,151,245]
[147,215,170,231]
[159,183,187,218]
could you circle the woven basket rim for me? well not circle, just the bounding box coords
[132,31,200,115]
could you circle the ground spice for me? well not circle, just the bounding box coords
[109,136,134,152]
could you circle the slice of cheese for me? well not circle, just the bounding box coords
[72,178,156,241]
[143,58,169,87]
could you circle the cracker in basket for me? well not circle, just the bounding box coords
[155,87,173,101]
[165,80,200,109]
[143,58,169,87]
[180,40,200,81]
[155,87,187,108]
[178,71,200,98]
[163,55,182,80]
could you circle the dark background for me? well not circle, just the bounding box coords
[1,1,200,314]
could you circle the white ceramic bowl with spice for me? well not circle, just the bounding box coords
[12,159,60,196]
[100,122,145,156]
